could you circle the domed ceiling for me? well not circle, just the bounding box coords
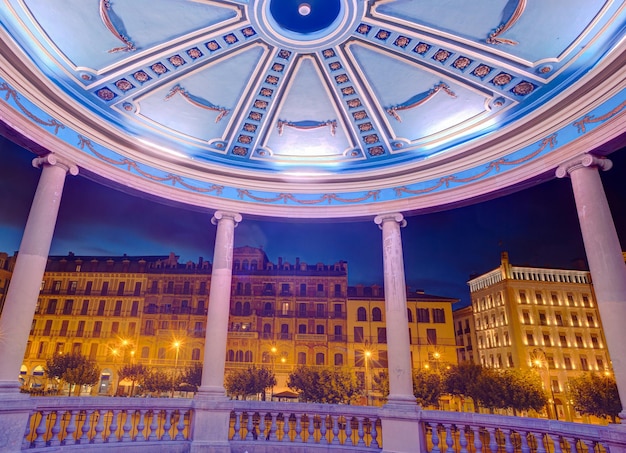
[0,0,625,218]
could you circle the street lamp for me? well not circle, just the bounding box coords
[532,348,558,420]
[432,351,441,372]
[270,346,278,399]
[364,350,372,405]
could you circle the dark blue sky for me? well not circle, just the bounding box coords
[2,135,625,307]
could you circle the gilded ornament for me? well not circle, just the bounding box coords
[249,112,263,121]
[224,34,238,44]
[241,27,256,37]
[341,87,355,96]
[238,135,252,144]
[254,100,268,109]
[376,30,390,40]
[266,76,279,85]
[356,24,370,35]
[272,63,284,72]
[472,65,492,78]
[133,71,150,83]
[232,146,248,156]
[347,99,361,109]
[413,43,430,54]
[433,49,451,62]
[206,41,220,51]
[353,111,367,121]
[453,57,471,70]
[364,134,379,144]
[492,73,512,86]
[243,123,257,132]
[151,63,168,75]
[96,88,116,101]
[278,49,292,59]
[115,79,133,92]
[187,48,203,59]
[260,88,274,97]
[169,55,185,67]
[329,62,342,71]
[335,74,349,84]
[394,36,410,48]
[358,123,373,132]
[322,49,335,58]
[512,81,534,95]
[368,146,384,156]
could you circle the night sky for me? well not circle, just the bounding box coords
[2,135,625,308]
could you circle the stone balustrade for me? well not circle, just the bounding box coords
[17,397,626,452]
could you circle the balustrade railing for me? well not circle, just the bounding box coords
[230,401,381,451]
[23,397,192,449]
[420,410,622,453]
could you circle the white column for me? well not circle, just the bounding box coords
[0,154,77,393]
[557,154,626,420]
[374,213,415,405]
[198,210,241,398]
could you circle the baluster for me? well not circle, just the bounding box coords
[504,429,515,453]
[356,417,366,447]
[246,412,256,440]
[552,434,564,453]
[486,427,499,453]
[176,410,187,440]
[268,411,278,441]
[135,410,146,441]
[307,414,315,444]
[459,425,468,453]
[107,409,120,442]
[331,414,340,445]
[344,416,353,446]
[562,436,579,453]
[520,431,531,453]
[295,413,303,442]
[33,411,48,448]
[573,438,589,453]
[232,411,241,441]
[431,423,441,453]
[22,411,33,449]
[446,424,455,452]
[121,409,133,442]
[162,409,173,441]
[49,411,62,446]
[283,413,291,442]
[79,410,92,443]
[473,427,483,453]
[371,418,379,449]
[535,431,547,453]
[65,410,77,445]
[148,410,159,441]
[319,414,328,444]
[93,410,106,444]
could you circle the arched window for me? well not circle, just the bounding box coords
[334,353,344,366]
[263,323,272,339]
[264,302,273,315]
[242,260,249,270]
[227,350,234,361]
[251,260,258,270]
[234,260,240,270]
[141,347,150,359]
[235,350,244,362]
[236,282,242,295]
[357,307,367,321]
[297,352,307,365]
[262,352,270,363]
[243,302,251,316]
[316,352,325,366]
[192,348,201,361]
[244,351,253,362]
[234,302,242,316]
[372,307,382,322]
[407,308,413,323]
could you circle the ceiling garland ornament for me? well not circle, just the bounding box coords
[164,85,230,123]
[236,190,380,205]
[486,0,527,46]
[386,82,457,122]
[277,119,338,136]
[0,83,65,135]
[573,100,626,134]
[99,0,136,53]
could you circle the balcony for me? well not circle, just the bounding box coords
[295,333,327,342]
[228,331,258,339]
[15,398,625,453]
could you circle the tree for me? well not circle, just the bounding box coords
[443,363,484,412]
[413,369,442,408]
[225,366,276,400]
[45,353,100,396]
[569,373,622,423]
[500,369,546,415]
[372,370,389,401]
[287,366,359,404]
[179,363,203,394]
[142,369,174,395]
[118,363,149,396]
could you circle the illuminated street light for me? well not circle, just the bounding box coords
[533,348,558,420]
[364,349,372,405]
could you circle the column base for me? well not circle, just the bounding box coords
[380,400,423,453]
[0,393,34,453]
[191,392,233,453]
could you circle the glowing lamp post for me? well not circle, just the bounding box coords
[364,350,372,405]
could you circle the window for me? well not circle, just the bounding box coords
[76,321,85,337]
[298,324,307,334]
[101,282,109,296]
[52,281,61,294]
[407,308,413,323]
[508,354,514,367]
[559,334,567,347]
[426,329,437,345]
[300,283,306,296]
[357,307,367,322]
[316,304,325,317]
[281,283,290,295]
[526,333,535,346]
[68,281,77,294]
[580,356,589,371]
[111,322,119,334]
[522,311,530,324]
[131,301,139,317]
[519,291,527,304]
[551,293,558,305]
[354,351,365,367]
[571,314,579,327]
[85,281,93,295]
[93,321,102,338]
[298,352,307,365]
[586,314,594,326]
[117,282,125,296]
[316,353,325,365]
[576,335,584,348]
[244,351,253,362]
[243,302,251,316]
[547,355,555,369]
[114,300,122,316]
[596,356,604,370]
[59,321,68,337]
[97,300,106,316]
[334,353,343,366]
[158,348,166,360]
[539,312,547,326]
[555,313,563,326]
[298,303,307,317]
[378,350,388,367]
[62,299,73,315]
[354,327,364,343]
[316,325,325,334]
[582,295,591,307]
[417,308,430,323]
[334,284,342,297]
[46,299,57,315]
[543,333,551,346]
[128,322,136,336]
[134,282,142,296]
[192,348,201,361]
[372,307,382,322]
[564,356,572,370]
[536,292,543,304]
[591,335,600,348]
[432,309,446,323]
[81,300,89,315]
[377,327,387,344]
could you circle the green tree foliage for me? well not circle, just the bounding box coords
[225,365,276,400]
[413,369,442,408]
[288,366,359,404]
[45,353,100,396]
[179,363,203,393]
[500,369,547,415]
[118,363,149,396]
[443,363,484,411]
[142,369,174,395]
[372,370,389,401]
[569,373,622,423]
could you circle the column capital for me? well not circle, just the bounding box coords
[32,153,79,176]
[374,212,407,229]
[555,153,612,179]
[211,210,242,226]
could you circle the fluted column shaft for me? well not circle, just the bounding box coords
[0,154,77,392]
[374,213,415,404]
[557,154,626,419]
[199,211,241,398]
